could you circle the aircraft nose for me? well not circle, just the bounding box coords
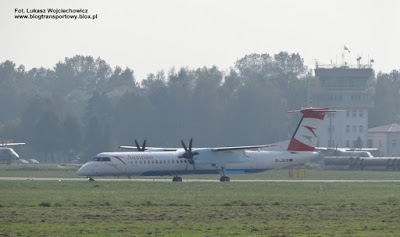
[77,164,90,176]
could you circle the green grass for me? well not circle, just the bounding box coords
[1,164,400,235]
[1,180,400,236]
[0,164,79,178]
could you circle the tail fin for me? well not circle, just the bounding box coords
[287,108,331,152]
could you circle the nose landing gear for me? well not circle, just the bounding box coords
[172,176,182,182]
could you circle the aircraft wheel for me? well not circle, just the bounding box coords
[220,176,230,182]
[172,176,182,182]
[88,177,95,181]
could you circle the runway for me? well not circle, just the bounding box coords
[1,177,400,182]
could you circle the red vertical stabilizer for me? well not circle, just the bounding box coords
[287,108,329,152]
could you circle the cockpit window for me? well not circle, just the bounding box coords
[92,157,111,162]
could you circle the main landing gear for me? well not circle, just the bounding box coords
[220,176,230,182]
[88,177,95,181]
[219,167,230,182]
[172,176,182,182]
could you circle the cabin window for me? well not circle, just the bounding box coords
[156,160,158,164]
[152,160,154,164]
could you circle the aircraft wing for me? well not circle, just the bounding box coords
[119,146,177,151]
[0,142,25,147]
[120,144,274,152]
[119,145,137,149]
[212,144,275,152]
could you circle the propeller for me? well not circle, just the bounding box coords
[179,138,199,169]
[134,139,146,152]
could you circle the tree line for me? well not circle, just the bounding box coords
[0,53,399,162]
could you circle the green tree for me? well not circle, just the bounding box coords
[369,70,400,127]
[61,114,82,162]
[113,90,153,145]
[83,116,115,161]
[85,91,114,125]
[54,55,113,95]
[31,109,63,162]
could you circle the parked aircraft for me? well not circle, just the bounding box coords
[77,108,333,182]
[0,142,25,164]
[316,147,374,158]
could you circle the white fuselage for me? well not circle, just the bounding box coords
[77,149,318,177]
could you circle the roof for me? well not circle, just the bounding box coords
[368,123,400,133]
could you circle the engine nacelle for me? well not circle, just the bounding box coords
[174,149,186,159]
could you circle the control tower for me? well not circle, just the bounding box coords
[313,64,374,148]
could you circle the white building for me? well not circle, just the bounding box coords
[313,66,374,148]
[368,123,400,156]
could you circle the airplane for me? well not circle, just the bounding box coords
[316,147,375,158]
[77,108,333,182]
[0,142,25,164]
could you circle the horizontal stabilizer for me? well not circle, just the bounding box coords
[288,109,343,113]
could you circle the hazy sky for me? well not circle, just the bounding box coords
[1,0,399,80]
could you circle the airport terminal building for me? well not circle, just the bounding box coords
[313,65,374,148]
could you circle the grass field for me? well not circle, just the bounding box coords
[1,164,400,236]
